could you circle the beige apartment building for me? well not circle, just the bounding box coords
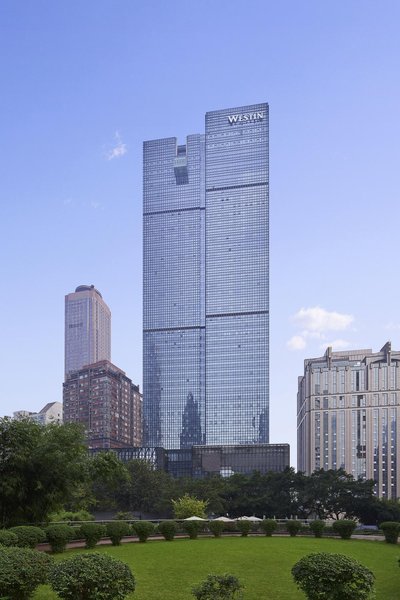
[297,342,400,498]
[64,285,111,377]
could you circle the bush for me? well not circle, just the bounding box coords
[380,521,400,544]
[0,546,53,600]
[106,521,131,546]
[192,574,243,600]
[9,525,46,548]
[114,511,132,521]
[260,519,277,536]
[332,519,356,540]
[49,509,94,522]
[45,524,75,553]
[172,494,208,519]
[292,552,375,599]
[132,520,155,542]
[158,520,178,541]
[209,520,225,538]
[309,520,326,538]
[79,522,106,549]
[0,529,18,546]
[236,520,251,537]
[183,520,204,539]
[49,552,135,600]
[286,520,302,537]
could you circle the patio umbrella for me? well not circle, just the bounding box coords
[237,516,262,521]
[183,516,207,521]
[213,516,235,522]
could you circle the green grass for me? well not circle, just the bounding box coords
[34,536,399,599]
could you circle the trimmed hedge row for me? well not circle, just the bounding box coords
[0,517,395,551]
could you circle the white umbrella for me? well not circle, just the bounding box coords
[183,516,207,521]
[213,516,235,522]
[237,516,262,521]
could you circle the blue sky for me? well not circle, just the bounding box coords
[1,1,399,466]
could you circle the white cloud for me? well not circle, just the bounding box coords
[106,131,127,160]
[90,201,103,210]
[292,306,354,333]
[321,339,352,350]
[385,322,400,331]
[287,335,307,351]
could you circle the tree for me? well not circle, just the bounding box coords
[296,469,374,520]
[115,459,177,516]
[358,498,400,526]
[172,494,208,519]
[0,418,89,527]
[89,452,130,510]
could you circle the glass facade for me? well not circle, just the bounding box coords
[89,444,289,479]
[143,104,269,449]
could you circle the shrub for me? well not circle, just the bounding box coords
[106,521,131,546]
[49,509,94,522]
[79,522,106,549]
[286,520,302,537]
[132,520,155,542]
[292,552,375,599]
[0,546,53,600]
[236,520,251,537]
[209,520,225,538]
[158,520,178,541]
[0,529,18,546]
[192,574,243,600]
[332,519,356,540]
[309,520,326,538]
[114,511,132,521]
[183,520,204,539]
[260,519,277,536]
[380,521,400,544]
[45,524,75,553]
[49,552,135,600]
[172,494,208,519]
[9,525,46,548]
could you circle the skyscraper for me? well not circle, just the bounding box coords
[297,342,400,499]
[64,285,111,377]
[143,103,269,449]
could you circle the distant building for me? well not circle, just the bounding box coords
[297,342,400,498]
[65,285,111,377]
[13,401,63,424]
[191,444,289,479]
[63,360,142,449]
[89,443,290,479]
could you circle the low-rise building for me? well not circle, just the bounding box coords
[13,401,63,424]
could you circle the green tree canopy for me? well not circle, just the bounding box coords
[0,418,88,526]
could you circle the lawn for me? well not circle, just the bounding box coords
[34,536,399,599]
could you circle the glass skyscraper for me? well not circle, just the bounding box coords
[143,103,269,449]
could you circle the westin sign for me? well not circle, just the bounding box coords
[228,112,264,125]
